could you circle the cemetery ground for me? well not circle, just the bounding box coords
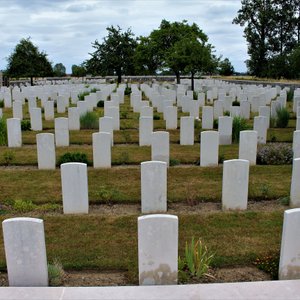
[0,91,296,286]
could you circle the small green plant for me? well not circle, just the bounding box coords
[0,100,4,108]
[270,133,277,142]
[3,151,15,165]
[153,114,160,120]
[90,88,99,93]
[179,237,214,279]
[80,111,98,129]
[13,199,36,212]
[213,119,218,129]
[48,259,65,286]
[260,184,270,199]
[194,119,201,129]
[78,91,90,101]
[21,120,31,131]
[287,90,293,102]
[170,158,180,166]
[193,91,198,100]
[232,100,240,106]
[232,116,250,143]
[276,107,289,128]
[0,117,7,146]
[224,110,230,116]
[97,100,104,107]
[97,185,123,204]
[254,253,279,280]
[58,152,89,165]
[278,196,290,206]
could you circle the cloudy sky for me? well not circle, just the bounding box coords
[0,0,248,74]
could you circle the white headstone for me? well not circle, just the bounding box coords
[290,158,300,207]
[151,131,169,166]
[141,161,167,213]
[105,106,120,130]
[253,116,268,144]
[54,117,69,147]
[68,107,80,130]
[180,116,194,145]
[44,101,54,121]
[57,96,66,113]
[61,162,89,214]
[30,107,42,131]
[7,118,22,147]
[279,208,300,280]
[139,117,153,146]
[138,214,178,285]
[92,132,111,168]
[293,131,300,159]
[202,106,214,129]
[222,159,249,210]
[165,106,178,130]
[240,101,250,119]
[239,130,257,165]
[200,131,219,167]
[99,116,114,146]
[12,101,23,120]
[259,106,270,128]
[36,133,56,169]
[2,217,48,286]
[218,116,232,145]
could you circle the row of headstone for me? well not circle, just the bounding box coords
[3,207,300,286]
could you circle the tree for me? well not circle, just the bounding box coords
[218,58,235,76]
[5,37,53,85]
[233,0,300,78]
[87,26,137,83]
[71,64,86,77]
[53,63,66,77]
[148,20,209,83]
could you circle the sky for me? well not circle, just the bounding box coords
[0,0,248,74]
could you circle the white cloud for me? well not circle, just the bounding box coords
[0,0,248,73]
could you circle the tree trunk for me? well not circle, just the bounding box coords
[117,73,122,84]
[175,72,180,84]
[191,72,195,91]
[30,76,34,86]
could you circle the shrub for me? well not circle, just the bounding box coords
[232,100,240,106]
[0,100,4,108]
[232,116,250,143]
[124,86,131,95]
[97,100,104,108]
[224,110,230,116]
[213,119,218,129]
[179,237,214,279]
[80,111,98,129]
[48,259,65,286]
[21,120,31,131]
[276,107,289,128]
[153,114,160,120]
[58,152,89,165]
[254,253,279,280]
[257,143,293,165]
[0,117,7,146]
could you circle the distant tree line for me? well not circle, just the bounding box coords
[233,0,300,78]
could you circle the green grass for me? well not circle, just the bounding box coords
[0,211,283,283]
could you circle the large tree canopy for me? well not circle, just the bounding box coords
[86,26,137,83]
[233,0,300,78]
[53,63,66,77]
[6,38,53,85]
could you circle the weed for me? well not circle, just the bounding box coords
[224,111,230,116]
[170,158,180,166]
[278,196,290,206]
[260,184,270,199]
[213,119,218,129]
[97,185,123,204]
[78,91,90,101]
[13,199,36,212]
[21,120,31,131]
[80,111,98,129]
[0,117,7,146]
[125,86,131,95]
[179,237,214,279]
[194,119,201,130]
[3,151,15,165]
[153,114,160,120]
[90,88,99,93]
[48,259,65,286]
[0,100,4,108]
[58,152,89,165]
